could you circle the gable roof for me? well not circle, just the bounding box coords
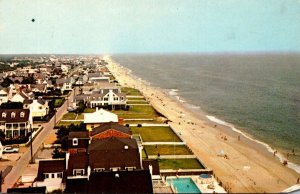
[69,131,89,139]
[67,153,89,176]
[36,159,65,181]
[88,138,141,170]
[0,109,30,123]
[91,122,131,137]
[83,108,118,124]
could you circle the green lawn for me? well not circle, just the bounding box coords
[130,126,181,142]
[84,108,96,113]
[124,120,163,124]
[112,105,160,119]
[144,145,193,155]
[127,97,145,100]
[127,101,149,105]
[158,159,205,170]
[122,87,142,96]
[142,149,148,159]
[62,113,77,120]
[54,98,65,108]
[77,114,84,120]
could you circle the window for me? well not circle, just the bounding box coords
[39,106,43,109]
[110,167,120,172]
[73,169,85,176]
[44,173,49,179]
[11,112,15,118]
[57,172,63,178]
[91,124,94,129]
[104,97,108,101]
[125,167,136,171]
[72,138,78,146]
[2,112,6,118]
[52,174,55,178]
[94,168,105,172]
[121,97,124,101]
[114,97,118,101]
[20,112,25,117]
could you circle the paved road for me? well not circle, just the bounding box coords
[1,90,74,192]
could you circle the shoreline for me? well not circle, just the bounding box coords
[105,55,300,193]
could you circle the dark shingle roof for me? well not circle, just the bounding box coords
[65,170,153,193]
[88,138,141,170]
[36,160,65,181]
[69,131,89,139]
[0,109,30,123]
[7,186,46,193]
[91,122,131,137]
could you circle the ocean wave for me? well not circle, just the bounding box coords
[169,89,179,96]
[206,115,300,174]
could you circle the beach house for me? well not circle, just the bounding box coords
[83,108,119,131]
[23,99,49,119]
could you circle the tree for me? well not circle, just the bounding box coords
[1,77,13,87]
[52,147,66,159]
[21,75,35,84]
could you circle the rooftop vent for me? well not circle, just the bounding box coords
[124,145,128,150]
[115,173,119,178]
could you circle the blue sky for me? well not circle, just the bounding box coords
[0,0,300,54]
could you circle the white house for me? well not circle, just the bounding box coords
[56,78,74,92]
[84,108,118,131]
[23,99,49,118]
[77,83,127,109]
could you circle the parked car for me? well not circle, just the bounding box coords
[3,147,19,153]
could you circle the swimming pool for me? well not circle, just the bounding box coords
[167,178,201,193]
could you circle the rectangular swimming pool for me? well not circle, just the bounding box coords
[167,178,201,193]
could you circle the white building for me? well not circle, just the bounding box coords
[84,108,118,131]
[24,99,49,118]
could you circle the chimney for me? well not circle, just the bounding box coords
[149,165,153,176]
[87,166,91,180]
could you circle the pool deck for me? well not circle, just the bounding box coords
[166,175,226,193]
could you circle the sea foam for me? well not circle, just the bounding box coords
[206,115,300,174]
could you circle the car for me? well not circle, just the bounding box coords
[3,147,19,153]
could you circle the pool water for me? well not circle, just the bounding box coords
[167,178,201,193]
[200,174,211,179]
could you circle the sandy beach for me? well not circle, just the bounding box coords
[105,56,300,193]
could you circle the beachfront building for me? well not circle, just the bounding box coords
[0,109,33,138]
[83,108,119,131]
[76,83,127,110]
[90,122,132,140]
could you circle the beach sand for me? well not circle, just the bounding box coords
[105,56,300,193]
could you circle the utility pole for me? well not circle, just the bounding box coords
[30,124,34,164]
